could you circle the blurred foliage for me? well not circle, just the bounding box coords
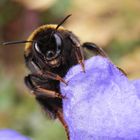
[0,0,140,140]
[107,39,140,62]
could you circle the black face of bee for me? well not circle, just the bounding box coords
[34,33,62,63]
[23,27,81,120]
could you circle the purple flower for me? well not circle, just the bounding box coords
[0,129,31,140]
[60,56,140,140]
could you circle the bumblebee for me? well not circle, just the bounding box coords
[1,15,113,140]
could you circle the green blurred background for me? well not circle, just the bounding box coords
[0,0,140,140]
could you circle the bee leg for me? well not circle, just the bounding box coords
[24,75,64,99]
[25,58,67,85]
[36,87,65,99]
[117,67,127,76]
[40,71,68,85]
[32,72,68,85]
[82,42,127,76]
[56,111,70,140]
[69,35,85,72]
[82,42,107,57]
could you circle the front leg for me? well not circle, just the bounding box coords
[69,35,85,72]
[25,57,67,85]
[38,71,68,85]
[24,75,64,99]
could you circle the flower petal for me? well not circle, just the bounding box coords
[0,129,31,140]
[60,56,140,140]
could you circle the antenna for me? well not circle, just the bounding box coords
[0,40,33,46]
[47,14,72,44]
[0,15,72,46]
[55,14,72,30]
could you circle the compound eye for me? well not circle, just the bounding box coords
[34,42,42,53]
[45,33,62,61]
[53,33,62,54]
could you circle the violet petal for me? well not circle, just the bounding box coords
[60,56,140,140]
[0,129,31,140]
